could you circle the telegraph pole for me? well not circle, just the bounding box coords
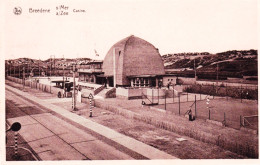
[53,55,56,76]
[50,55,55,77]
[5,65,7,77]
[23,66,25,90]
[50,62,52,77]
[63,64,65,97]
[28,63,30,78]
[13,65,15,77]
[217,63,219,81]
[38,59,40,77]
[13,65,15,76]
[8,64,11,76]
[72,64,76,110]
[194,59,196,79]
[216,63,219,91]
[7,64,9,76]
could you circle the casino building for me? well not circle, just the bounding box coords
[78,35,166,88]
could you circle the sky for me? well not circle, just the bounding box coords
[2,0,258,60]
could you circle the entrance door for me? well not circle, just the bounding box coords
[151,78,156,87]
[108,77,114,87]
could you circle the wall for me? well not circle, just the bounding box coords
[116,87,169,99]
[177,77,196,85]
[146,88,165,97]
[116,88,129,97]
[165,86,182,97]
[196,80,258,88]
[7,76,62,95]
[243,76,257,80]
[116,87,144,99]
[163,76,177,86]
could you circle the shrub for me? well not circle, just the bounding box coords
[184,84,258,100]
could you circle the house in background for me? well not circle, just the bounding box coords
[78,60,103,85]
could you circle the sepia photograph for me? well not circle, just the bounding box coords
[1,0,259,164]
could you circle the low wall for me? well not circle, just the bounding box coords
[243,76,258,80]
[116,88,144,100]
[196,80,258,88]
[178,77,196,85]
[173,85,183,93]
[146,88,165,98]
[116,88,169,100]
[7,76,61,95]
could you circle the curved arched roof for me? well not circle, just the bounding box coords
[102,35,165,85]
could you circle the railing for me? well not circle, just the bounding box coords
[240,115,258,129]
[105,88,116,98]
[94,85,105,95]
[77,68,102,73]
[142,92,153,104]
[141,90,159,106]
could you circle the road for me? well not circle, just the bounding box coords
[6,89,135,160]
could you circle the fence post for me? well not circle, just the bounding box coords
[179,95,180,115]
[89,97,93,117]
[240,85,242,103]
[173,88,174,103]
[226,84,228,100]
[223,112,226,126]
[158,88,159,104]
[240,115,242,127]
[207,98,210,120]
[195,95,197,117]
[142,92,143,103]
[200,85,202,100]
[213,83,215,99]
[164,92,166,110]
[152,88,154,104]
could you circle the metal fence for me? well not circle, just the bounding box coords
[144,86,258,130]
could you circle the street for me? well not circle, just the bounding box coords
[6,89,135,160]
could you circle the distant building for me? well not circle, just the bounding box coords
[78,60,103,84]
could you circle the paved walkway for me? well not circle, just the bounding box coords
[6,85,177,160]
